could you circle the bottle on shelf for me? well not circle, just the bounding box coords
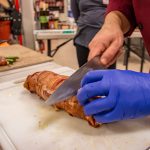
[54,18,59,29]
[39,0,49,29]
[35,0,64,30]
[39,10,48,29]
[48,12,55,29]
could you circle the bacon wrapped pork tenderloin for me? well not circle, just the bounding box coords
[24,71,101,127]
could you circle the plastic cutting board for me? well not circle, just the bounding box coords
[0,66,150,150]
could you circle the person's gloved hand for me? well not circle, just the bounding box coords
[77,70,150,123]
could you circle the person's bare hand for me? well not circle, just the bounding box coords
[88,23,124,67]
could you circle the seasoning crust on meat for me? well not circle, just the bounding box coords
[24,71,101,127]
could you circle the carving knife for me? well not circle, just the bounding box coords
[45,56,105,105]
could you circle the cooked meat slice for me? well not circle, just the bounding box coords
[0,56,7,66]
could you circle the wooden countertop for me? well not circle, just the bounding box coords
[0,44,53,72]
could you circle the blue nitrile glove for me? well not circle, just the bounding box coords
[77,70,150,123]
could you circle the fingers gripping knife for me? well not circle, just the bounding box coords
[45,56,105,105]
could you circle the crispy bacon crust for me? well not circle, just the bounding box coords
[24,71,101,127]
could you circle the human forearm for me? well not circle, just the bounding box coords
[88,10,131,65]
[88,11,126,65]
[88,1,135,66]
[104,11,130,34]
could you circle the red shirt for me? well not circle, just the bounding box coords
[107,0,150,56]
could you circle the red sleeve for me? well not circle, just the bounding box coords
[106,0,137,36]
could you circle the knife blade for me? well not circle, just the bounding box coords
[45,56,105,105]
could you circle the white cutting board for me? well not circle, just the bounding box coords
[0,67,150,150]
